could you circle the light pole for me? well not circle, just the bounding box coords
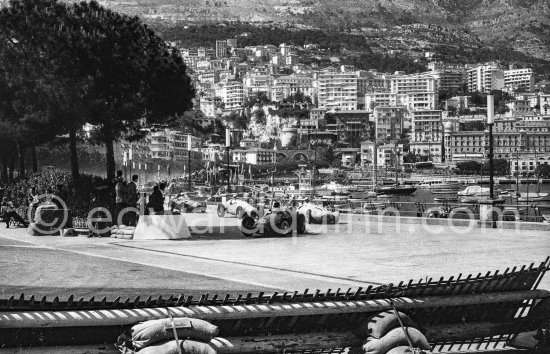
[187,134,192,191]
[225,128,231,194]
[486,95,495,200]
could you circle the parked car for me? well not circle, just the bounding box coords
[241,209,306,237]
[217,196,259,219]
[169,194,207,213]
[296,203,340,224]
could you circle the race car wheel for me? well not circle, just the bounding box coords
[241,216,256,237]
[296,213,306,234]
[236,206,244,219]
[217,204,226,217]
[279,220,290,233]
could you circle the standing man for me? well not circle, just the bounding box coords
[126,175,139,226]
[114,170,127,225]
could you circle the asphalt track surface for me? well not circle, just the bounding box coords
[1,211,549,302]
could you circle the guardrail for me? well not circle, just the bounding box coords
[1,258,549,352]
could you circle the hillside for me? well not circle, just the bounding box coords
[58,0,550,61]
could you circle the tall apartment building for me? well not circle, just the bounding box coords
[317,73,360,111]
[274,75,316,100]
[215,40,228,59]
[411,110,443,143]
[504,68,535,92]
[430,70,465,93]
[466,64,505,93]
[390,74,438,110]
[373,106,406,141]
[215,81,244,110]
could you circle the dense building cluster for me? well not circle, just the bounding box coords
[121,37,550,174]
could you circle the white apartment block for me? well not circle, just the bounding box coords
[215,81,244,110]
[274,75,316,100]
[429,70,465,92]
[390,74,437,95]
[318,73,360,111]
[390,74,438,110]
[231,149,276,165]
[466,64,505,93]
[411,110,443,143]
[504,68,535,92]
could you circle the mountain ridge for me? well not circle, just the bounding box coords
[57,0,550,60]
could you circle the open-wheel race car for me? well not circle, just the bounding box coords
[240,209,306,237]
[217,197,259,219]
[169,194,207,213]
[297,203,340,224]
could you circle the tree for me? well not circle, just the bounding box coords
[75,1,194,180]
[0,0,194,181]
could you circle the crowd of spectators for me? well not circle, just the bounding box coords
[0,169,111,221]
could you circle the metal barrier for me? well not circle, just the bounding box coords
[1,258,549,351]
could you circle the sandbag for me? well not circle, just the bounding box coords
[123,230,135,235]
[137,339,217,354]
[131,317,219,350]
[121,234,133,239]
[367,311,418,339]
[363,327,431,354]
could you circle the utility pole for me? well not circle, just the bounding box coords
[187,134,192,191]
[226,128,231,194]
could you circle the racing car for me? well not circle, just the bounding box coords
[297,203,340,224]
[169,194,207,213]
[217,196,259,219]
[241,209,306,237]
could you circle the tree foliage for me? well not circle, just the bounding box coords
[0,0,194,181]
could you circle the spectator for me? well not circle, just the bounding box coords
[27,187,39,220]
[148,185,164,215]
[125,175,139,226]
[1,196,28,228]
[114,170,127,225]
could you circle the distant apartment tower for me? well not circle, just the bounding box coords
[430,70,465,93]
[390,74,438,110]
[280,43,291,56]
[504,68,535,92]
[215,40,228,59]
[318,73,360,111]
[411,110,443,143]
[466,64,504,93]
[373,106,406,141]
[215,81,244,110]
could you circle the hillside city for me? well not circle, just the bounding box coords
[113,35,550,183]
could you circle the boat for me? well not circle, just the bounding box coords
[457,186,490,197]
[517,192,550,202]
[375,185,417,196]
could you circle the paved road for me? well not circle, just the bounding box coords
[1,212,549,302]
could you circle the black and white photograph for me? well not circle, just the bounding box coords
[1,0,550,353]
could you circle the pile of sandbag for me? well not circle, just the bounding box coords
[110,225,136,239]
[118,317,219,354]
[362,310,432,354]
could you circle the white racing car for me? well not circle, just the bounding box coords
[217,196,259,219]
[296,203,340,224]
